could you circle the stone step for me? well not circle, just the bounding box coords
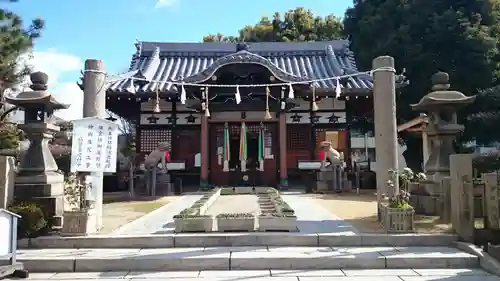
[19,233,458,249]
[17,246,478,272]
[19,268,494,280]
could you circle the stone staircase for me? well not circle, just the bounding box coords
[16,233,489,275]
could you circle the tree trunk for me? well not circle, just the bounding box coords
[402,137,424,172]
[128,161,135,197]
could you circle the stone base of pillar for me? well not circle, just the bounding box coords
[14,172,65,228]
[200,179,210,190]
[279,178,288,189]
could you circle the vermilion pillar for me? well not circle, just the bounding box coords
[279,112,288,187]
[200,114,209,187]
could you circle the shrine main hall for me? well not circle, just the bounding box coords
[103,40,375,187]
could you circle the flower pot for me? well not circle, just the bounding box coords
[217,217,255,232]
[62,209,97,236]
[174,216,213,233]
[258,216,297,232]
[381,204,415,232]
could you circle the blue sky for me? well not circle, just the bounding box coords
[3,0,351,119]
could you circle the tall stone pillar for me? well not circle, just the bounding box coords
[82,59,106,230]
[279,113,288,187]
[372,56,399,200]
[200,114,209,188]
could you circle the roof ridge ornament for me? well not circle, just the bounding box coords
[236,42,249,52]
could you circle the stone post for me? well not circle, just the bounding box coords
[279,112,288,188]
[82,59,106,230]
[372,56,399,201]
[449,154,473,241]
[483,172,500,229]
[440,176,452,222]
[0,156,15,209]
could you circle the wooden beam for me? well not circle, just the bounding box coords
[397,115,428,132]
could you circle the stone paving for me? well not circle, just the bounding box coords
[205,194,260,215]
[15,246,478,272]
[110,194,202,235]
[9,269,498,280]
[112,191,359,235]
[281,193,358,234]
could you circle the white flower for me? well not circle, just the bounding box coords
[416,172,427,181]
[402,167,413,174]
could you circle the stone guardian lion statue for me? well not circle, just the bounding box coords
[319,141,343,171]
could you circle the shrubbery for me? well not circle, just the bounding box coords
[8,202,49,239]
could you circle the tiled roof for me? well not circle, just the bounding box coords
[107,40,373,94]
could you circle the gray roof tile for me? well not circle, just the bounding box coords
[107,40,373,94]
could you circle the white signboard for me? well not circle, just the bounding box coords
[70,117,119,173]
[297,161,323,170]
[84,175,101,201]
[0,212,12,256]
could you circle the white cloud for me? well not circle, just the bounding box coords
[18,49,84,121]
[51,82,83,120]
[155,0,177,8]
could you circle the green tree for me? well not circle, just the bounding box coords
[203,7,343,43]
[203,33,239,43]
[343,0,500,170]
[0,2,44,150]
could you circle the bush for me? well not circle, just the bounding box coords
[8,202,48,239]
[473,152,500,174]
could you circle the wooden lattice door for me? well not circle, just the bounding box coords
[209,124,228,186]
[139,128,171,153]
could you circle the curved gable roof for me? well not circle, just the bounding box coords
[107,40,373,94]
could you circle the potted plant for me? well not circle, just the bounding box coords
[216,213,255,232]
[380,168,415,232]
[398,167,427,193]
[62,173,97,236]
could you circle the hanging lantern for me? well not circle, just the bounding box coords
[235,85,241,104]
[311,85,319,111]
[264,86,272,119]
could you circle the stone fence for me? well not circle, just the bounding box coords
[446,154,500,243]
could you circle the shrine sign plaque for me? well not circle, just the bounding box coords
[70,117,119,173]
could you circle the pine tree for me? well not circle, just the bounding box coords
[0,2,44,150]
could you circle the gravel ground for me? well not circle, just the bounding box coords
[205,195,260,215]
[305,191,452,233]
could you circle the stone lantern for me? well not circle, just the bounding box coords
[411,72,475,192]
[5,71,69,227]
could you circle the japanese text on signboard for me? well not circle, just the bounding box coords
[70,118,118,173]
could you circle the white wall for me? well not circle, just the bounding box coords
[350,136,407,172]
